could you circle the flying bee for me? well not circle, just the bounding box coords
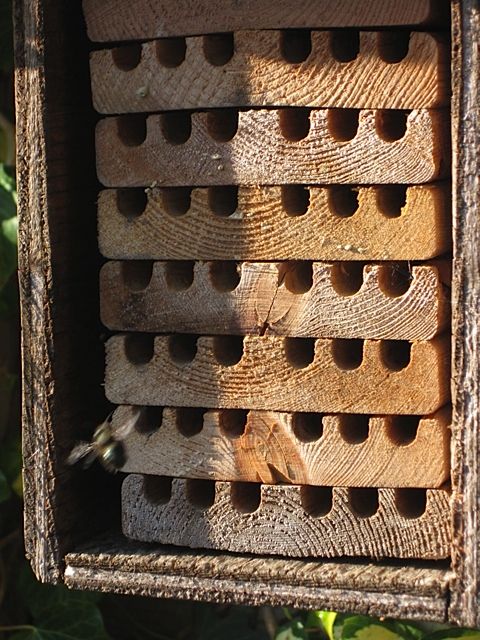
[67,406,142,473]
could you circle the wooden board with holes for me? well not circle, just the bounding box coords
[100,261,448,340]
[91,31,448,113]
[98,185,451,261]
[115,405,451,488]
[122,474,451,559]
[96,109,448,187]
[82,0,448,41]
[105,334,450,414]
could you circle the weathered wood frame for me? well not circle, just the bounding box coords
[15,0,479,626]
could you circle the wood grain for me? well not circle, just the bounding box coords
[96,109,448,187]
[82,0,449,41]
[98,185,451,261]
[122,474,451,559]
[100,261,449,340]
[114,405,451,488]
[105,334,450,414]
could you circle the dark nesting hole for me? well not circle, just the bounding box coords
[279,108,311,142]
[208,186,238,217]
[281,185,310,217]
[186,479,216,509]
[331,339,364,370]
[155,37,187,67]
[117,114,147,146]
[328,186,359,218]
[112,43,142,71]
[380,340,412,371]
[395,488,427,518]
[338,414,370,444]
[284,338,315,369]
[378,263,413,297]
[282,262,313,294]
[348,487,379,518]
[301,486,333,518]
[330,30,360,62]
[168,335,198,364]
[121,261,154,291]
[124,334,154,365]
[203,33,234,66]
[134,406,163,434]
[143,475,172,505]
[375,110,409,142]
[175,407,206,437]
[209,261,241,292]
[330,262,364,296]
[376,185,408,218]
[292,413,324,442]
[386,415,420,446]
[219,409,248,438]
[212,336,244,366]
[207,110,239,142]
[377,32,410,63]
[161,187,192,216]
[116,189,148,219]
[165,261,195,290]
[161,111,192,144]
[231,482,261,513]
[327,109,360,141]
[279,29,312,63]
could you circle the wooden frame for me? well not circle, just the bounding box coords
[15,0,478,625]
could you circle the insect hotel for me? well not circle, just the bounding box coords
[16,0,480,625]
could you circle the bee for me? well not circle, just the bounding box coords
[67,406,142,472]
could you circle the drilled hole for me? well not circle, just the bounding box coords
[116,189,147,219]
[380,340,412,371]
[231,482,261,513]
[208,186,238,217]
[330,30,359,62]
[112,43,142,71]
[176,407,206,437]
[378,263,413,297]
[282,262,313,294]
[168,335,198,363]
[186,479,216,509]
[281,185,310,216]
[375,110,408,142]
[117,115,147,146]
[376,185,407,218]
[280,29,312,63]
[155,37,186,67]
[165,261,194,290]
[219,409,248,438]
[395,488,427,518]
[330,262,364,296]
[348,487,379,518]
[161,187,192,216]
[301,486,333,518]
[292,413,323,442]
[328,109,360,141]
[328,186,359,218]
[203,33,234,65]
[386,415,420,446]
[161,111,191,144]
[209,261,241,292]
[133,406,163,434]
[121,261,154,291]
[331,339,364,370]
[207,110,238,142]
[377,32,410,63]
[284,338,315,369]
[143,475,172,504]
[338,414,370,444]
[213,336,244,366]
[124,334,154,365]
[279,108,311,141]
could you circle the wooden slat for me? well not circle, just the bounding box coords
[105,334,450,414]
[100,261,448,340]
[96,109,448,187]
[82,0,448,41]
[98,185,451,261]
[122,474,451,559]
[115,405,451,488]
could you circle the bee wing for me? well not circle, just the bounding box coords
[114,406,143,440]
[67,441,95,466]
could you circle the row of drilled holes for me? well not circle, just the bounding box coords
[121,260,414,297]
[116,184,408,219]
[143,476,429,519]
[116,109,409,147]
[112,30,413,71]
[134,406,421,445]
[125,334,412,370]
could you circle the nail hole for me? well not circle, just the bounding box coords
[219,409,248,438]
[281,185,310,216]
[378,263,413,297]
[348,487,379,518]
[175,407,206,437]
[380,340,412,371]
[143,475,172,505]
[203,33,234,66]
[375,110,408,142]
[116,189,147,219]
[124,334,154,365]
[330,30,360,62]
[161,111,191,144]
[301,486,333,518]
[165,261,195,291]
[121,261,154,291]
[395,488,427,518]
[168,335,198,364]
[328,109,360,141]
[208,186,238,217]
[331,339,364,370]
[186,479,216,509]
[161,187,192,216]
[231,482,261,513]
[292,413,324,442]
[328,186,359,218]
[376,185,408,218]
[112,43,142,71]
[377,32,410,63]
[209,261,241,292]
[117,114,147,146]
[330,262,364,296]
[135,406,163,434]
[207,109,238,142]
[281,262,313,294]
[284,338,315,369]
[386,415,420,446]
[279,108,311,142]
[155,37,186,67]
[338,414,370,444]
[212,336,244,366]
[280,29,312,63]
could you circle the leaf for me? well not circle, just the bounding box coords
[424,630,480,640]
[306,611,337,639]
[276,620,307,640]
[342,616,407,640]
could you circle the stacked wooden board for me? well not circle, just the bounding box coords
[84,0,451,559]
